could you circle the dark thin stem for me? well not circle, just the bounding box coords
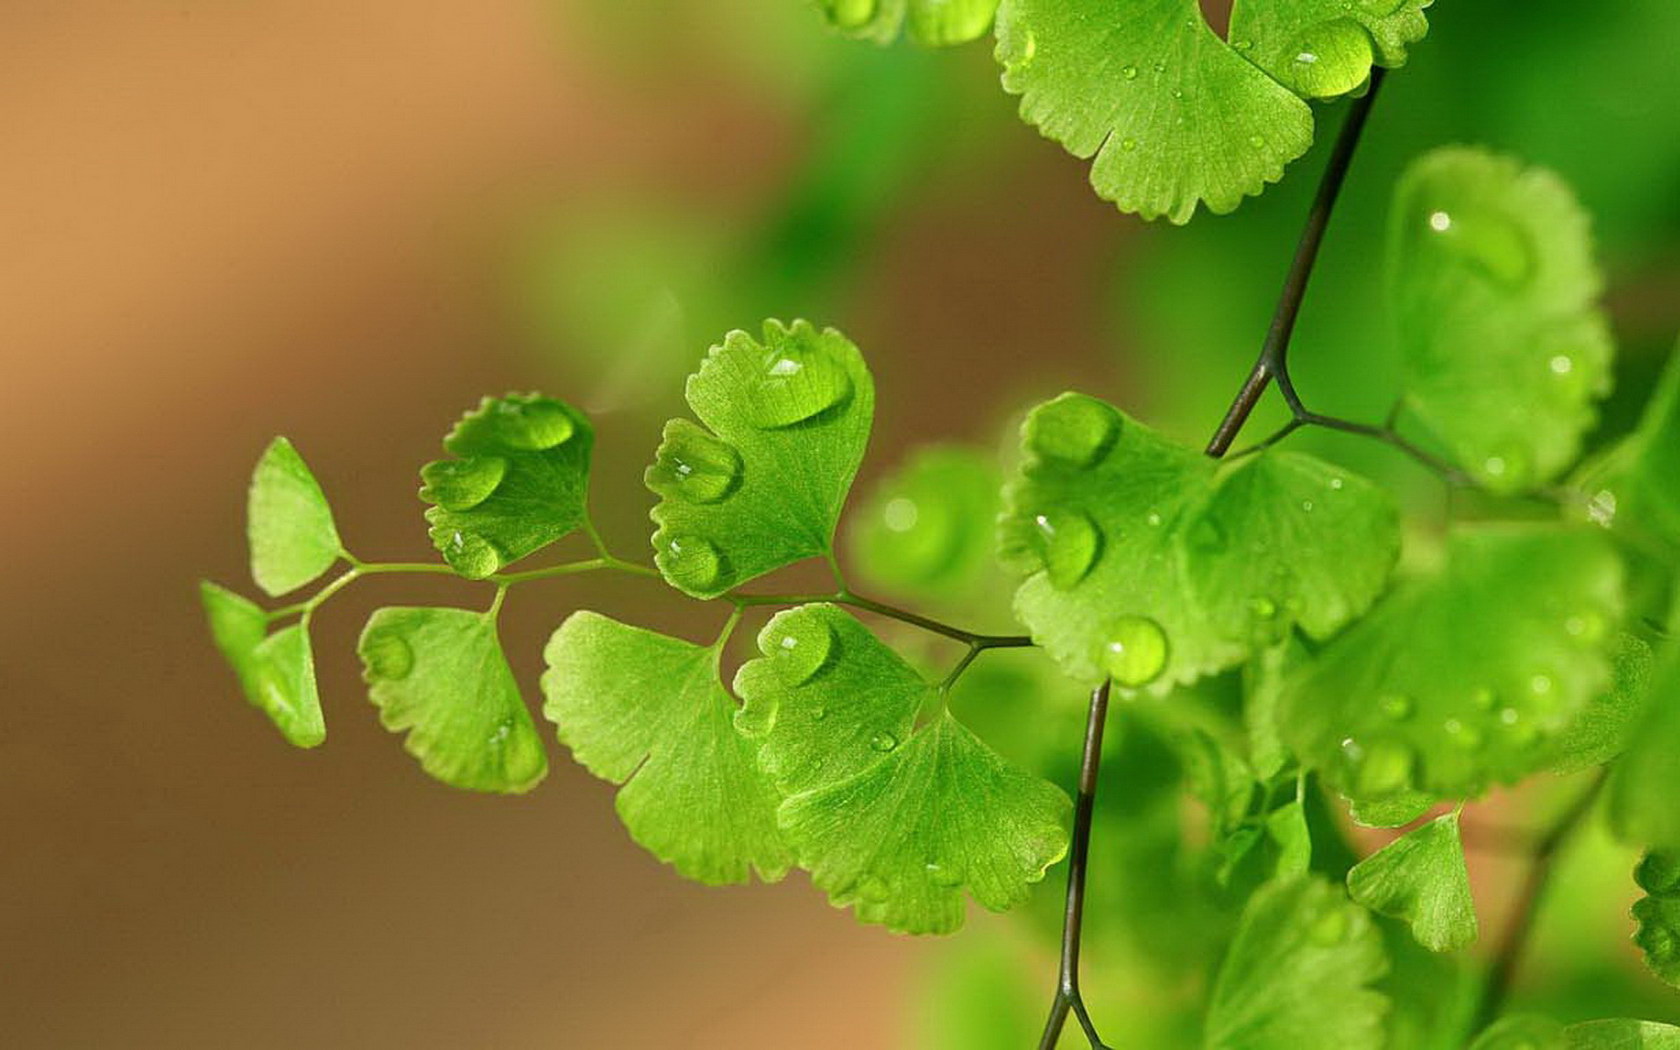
[835,590,1033,648]
[1205,68,1387,457]
[1037,682,1115,1050]
[1299,411,1468,483]
[1474,771,1608,1029]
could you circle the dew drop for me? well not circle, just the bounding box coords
[422,455,509,511]
[361,629,414,680]
[1296,50,1320,65]
[1550,354,1575,376]
[1032,508,1101,590]
[660,534,725,592]
[1379,694,1414,721]
[1484,455,1508,478]
[745,341,854,428]
[1425,202,1537,289]
[1122,64,1138,80]
[870,731,899,753]
[1172,88,1184,100]
[1152,61,1166,73]
[1353,738,1415,797]
[1101,616,1169,688]
[1249,596,1278,620]
[1146,511,1163,527]
[499,397,575,450]
[925,860,963,887]
[1233,38,1254,51]
[1529,672,1554,696]
[1028,395,1121,468]
[652,426,743,504]
[1564,611,1606,645]
[827,0,878,27]
[1249,134,1266,149]
[1301,499,1315,513]
[1499,707,1521,726]
[1120,137,1138,151]
[1444,718,1484,751]
[812,706,828,721]
[768,615,834,686]
[882,496,919,533]
[445,531,502,579]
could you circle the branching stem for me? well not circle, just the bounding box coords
[1037,73,1393,1050]
[1205,68,1388,459]
[1038,682,1115,1050]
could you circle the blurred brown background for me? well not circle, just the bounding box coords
[0,3,1115,1046]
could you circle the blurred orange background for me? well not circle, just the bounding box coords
[0,3,1116,1046]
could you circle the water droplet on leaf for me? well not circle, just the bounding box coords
[653,427,743,504]
[661,534,725,592]
[745,342,853,428]
[1032,508,1101,589]
[1379,694,1414,721]
[925,860,963,887]
[446,531,502,578]
[1028,396,1121,468]
[1352,738,1415,797]
[870,731,899,753]
[422,455,508,512]
[1101,616,1169,688]
[767,615,833,686]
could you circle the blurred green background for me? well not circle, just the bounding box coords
[3,2,1678,1046]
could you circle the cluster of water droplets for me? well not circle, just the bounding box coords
[655,341,854,592]
[425,396,581,577]
[1338,607,1607,795]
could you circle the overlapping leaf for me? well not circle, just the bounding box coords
[648,320,873,598]
[1608,617,1680,850]
[1548,634,1656,775]
[1567,1021,1680,1049]
[819,0,997,46]
[1471,1018,1680,1050]
[1283,525,1623,800]
[1632,851,1680,989]
[200,581,326,748]
[1573,340,1680,548]
[247,436,342,597]
[420,394,594,579]
[541,612,790,884]
[734,604,1070,934]
[359,607,547,793]
[1347,812,1477,952]
[1229,0,1430,99]
[1000,393,1397,692]
[1204,877,1389,1050]
[1392,148,1614,492]
[995,0,1314,223]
